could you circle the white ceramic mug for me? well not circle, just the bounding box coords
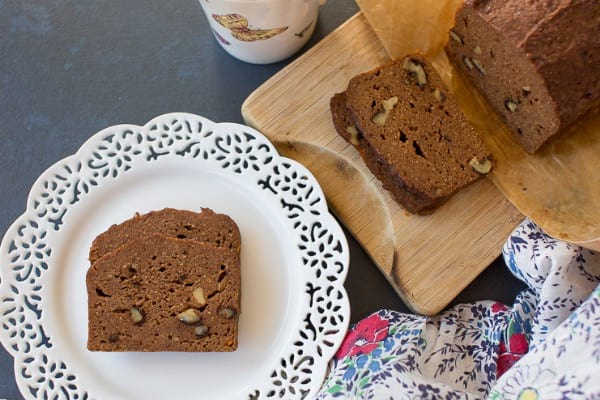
[199,0,326,64]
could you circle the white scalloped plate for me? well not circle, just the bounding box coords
[0,113,350,400]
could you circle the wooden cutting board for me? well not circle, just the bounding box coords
[241,12,524,315]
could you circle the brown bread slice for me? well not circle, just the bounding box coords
[445,0,600,153]
[331,92,431,213]
[332,54,492,214]
[87,234,240,352]
[89,208,241,264]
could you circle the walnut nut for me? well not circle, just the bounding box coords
[505,100,518,112]
[449,29,464,44]
[371,96,398,126]
[403,59,428,87]
[463,56,474,70]
[178,308,202,324]
[472,58,486,75]
[195,324,209,337]
[192,287,206,306]
[346,125,360,146]
[469,157,492,174]
[218,307,236,319]
[432,88,445,102]
[130,307,143,324]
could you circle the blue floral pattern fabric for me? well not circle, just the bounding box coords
[316,220,600,399]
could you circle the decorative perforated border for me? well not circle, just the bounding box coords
[0,113,350,400]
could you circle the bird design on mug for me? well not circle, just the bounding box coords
[212,13,287,42]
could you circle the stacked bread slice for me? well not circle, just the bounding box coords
[86,208,241,352]
[331,53,492,214]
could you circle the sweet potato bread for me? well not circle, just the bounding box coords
[445,0,600,153]
[331,54,492,214]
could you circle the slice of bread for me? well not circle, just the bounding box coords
[89,208,241,264]
[87,233,240,352]
[331,54,492,214]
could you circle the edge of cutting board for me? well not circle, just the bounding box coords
[242,12,524,315]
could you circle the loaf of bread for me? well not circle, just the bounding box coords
[445,0,600,153]
[89,208,241,263]
[331,54,492,214]
[87,233,240,352]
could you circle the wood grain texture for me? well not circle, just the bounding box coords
[242,13,524,315]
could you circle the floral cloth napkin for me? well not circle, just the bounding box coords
[317,220,600,399]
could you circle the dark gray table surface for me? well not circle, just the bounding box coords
[0,1,526,398]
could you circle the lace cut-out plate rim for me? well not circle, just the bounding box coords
[0,112,350,400]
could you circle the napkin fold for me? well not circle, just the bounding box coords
[317,220,600,399]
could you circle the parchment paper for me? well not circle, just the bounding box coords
[356,0,600,250]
